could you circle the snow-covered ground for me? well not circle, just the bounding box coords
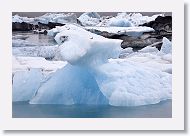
[12,13,172,107]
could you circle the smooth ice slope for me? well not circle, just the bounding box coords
[12,69,44,101]
[30,64,108,104]
[29,24,171,106]
[160,37,172,54]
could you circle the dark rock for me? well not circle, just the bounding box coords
[38,22,65,29]
[12,22,34,31]
[141,16,172,40]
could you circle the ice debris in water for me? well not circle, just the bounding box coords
[27,24,172,106]
[160,37,172,54]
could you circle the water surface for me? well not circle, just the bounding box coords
[12,100,172,118]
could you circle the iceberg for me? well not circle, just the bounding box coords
[34,13,78,25]
[12,15,35,24]
[98,13,164,27]
[107,18,133,27]
[27,24,171,106]
[78,12,101,26]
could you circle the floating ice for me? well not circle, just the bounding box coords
[27,24,171,106]
[98,13,164,27]
[34,13,78,24]
[12,56,66,75]
[160,37,172,54]
[54,25,122,66]
[138,46,159,54]
[13,46,58,59]
[30,64,108,105]
[12,69,44,101]
[95,59,171,106]
[78,12,101,26]
[85,26,154,37]
[108,18,133,27]
[12,15,35,24]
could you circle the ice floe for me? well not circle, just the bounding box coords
[26,25,172,106]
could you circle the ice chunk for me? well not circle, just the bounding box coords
[119,47,134,58]
[108,18,133,27]
[12,69,44,101]
[17,24,171,106]
[34,13,77,24]
[78,12,101,26]
[12,56,67,75]
[138,46,159,53]
[54,24,122,66]
[93,59,171,106]
[160,37,172,54]
[30,64,108,105]
[97,13,163,27]
[13,45,58,59]
[12,15,35,24]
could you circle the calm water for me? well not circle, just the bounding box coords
[12,100,172,118]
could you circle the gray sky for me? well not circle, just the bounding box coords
[12,12,172,18]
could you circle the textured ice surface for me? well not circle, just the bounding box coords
[13,45,58,59]
[12,15,35,24]
[120,37,172,74]
[12,24,172,106]
[29,25,171,106]
[54,25,122,66]
[34,13,77,24]
[12,13,77,25]
[12,56,67,75]
[108,18,133,27]
[78,12,101,26]
[94,59,171,106]
[98,13,164,27]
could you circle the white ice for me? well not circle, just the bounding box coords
[85,26,154,37]
[160,37,172,54]
[107,18,133,27]
[34,13,78,24]
[12,68,44,101]
[27,25,171,106]
[13,45,58,59]
[98,13,164,27]
[78,12,101,26]
[12,15,35,24]
[12,56,67,102]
